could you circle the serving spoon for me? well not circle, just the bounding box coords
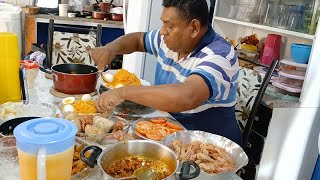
[99,66,110,84]
[118,167,157,180]
[100,71,109,84]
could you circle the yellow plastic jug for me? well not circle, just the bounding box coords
[0,32,21,104]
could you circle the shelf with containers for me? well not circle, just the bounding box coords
[212,0,319,99]
[214,0,318,36]
[214,16,315,40]
[212,1,320,179]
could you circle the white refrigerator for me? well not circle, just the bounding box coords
[121,0,162,85]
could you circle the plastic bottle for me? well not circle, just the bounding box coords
[0,32,21,104]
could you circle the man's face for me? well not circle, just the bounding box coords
[160,7,193,53]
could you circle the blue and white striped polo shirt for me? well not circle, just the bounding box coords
[144,27,240,114]
[144,27,241,144]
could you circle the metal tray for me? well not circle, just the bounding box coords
[162,130,248,174]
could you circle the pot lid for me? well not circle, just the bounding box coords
[110,7,123,14]
[14,118,77,155]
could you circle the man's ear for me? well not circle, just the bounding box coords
[190,19,201,38]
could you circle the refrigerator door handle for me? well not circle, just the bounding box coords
[122,0,127,34]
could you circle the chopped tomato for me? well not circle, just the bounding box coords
[146,129,164,141]
[153,126,170,137]
[166,122,183,130]
[20,60,39,69]
[168,128,180,133]
[150,118,167,124]
[135,121,154,135]
[154,123,167,128]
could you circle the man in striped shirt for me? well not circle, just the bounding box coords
[92,0,241,144]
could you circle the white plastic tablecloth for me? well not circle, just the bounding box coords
[1,71,167,180]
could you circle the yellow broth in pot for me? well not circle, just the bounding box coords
[104,155,173,179]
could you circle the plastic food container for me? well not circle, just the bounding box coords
[0,101,56,122]
[279,59,307,76]
[272,81,302,97]
[276,59,306,90]
[291,43,312,64]
[278,71,304,88]
[20,60,39,88]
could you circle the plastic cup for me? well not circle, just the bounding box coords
[26,67,39,88]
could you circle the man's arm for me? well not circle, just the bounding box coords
[91,32,145,70]
[104,32,146,54]
[118,75,210,112]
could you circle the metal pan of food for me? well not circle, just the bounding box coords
[162,130,248,178]
[131,116,186,142]
[80,140,201,180]
[71,137,100,180]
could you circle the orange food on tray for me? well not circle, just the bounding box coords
[135,118,183,141]
[166,121,184,130]
[150,118,167,124]
[135,121,154,135]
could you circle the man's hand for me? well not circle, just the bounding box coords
[91,46,116,70]
[95,89,125,113]
[90,32,145,70]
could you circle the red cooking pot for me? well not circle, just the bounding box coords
[40,64,99,94]
[99,2,111,13]
[92,11,107,20]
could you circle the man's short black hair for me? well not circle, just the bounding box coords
[162,0,209,27]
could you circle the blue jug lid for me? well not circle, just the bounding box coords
[14,118,77,155]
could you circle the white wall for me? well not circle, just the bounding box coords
[2,0,32,6]
[142,0,163,84]
[2,0,123,7]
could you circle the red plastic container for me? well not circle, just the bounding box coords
[260,34,282,65]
